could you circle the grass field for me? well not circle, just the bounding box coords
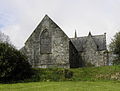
[1,66,120,91]
[0,81,120,91]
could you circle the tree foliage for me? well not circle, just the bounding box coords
[109,32,120,65]
[0,43,34,83]
[0,31,10,43]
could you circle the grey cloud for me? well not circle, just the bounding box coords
[0,0,120,49]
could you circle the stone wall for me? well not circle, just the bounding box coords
[50,24,70,68]
[23,15,71,68]
[80,35,108,66]
[81,51,108,66]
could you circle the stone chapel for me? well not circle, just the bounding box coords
[21,15,108,68]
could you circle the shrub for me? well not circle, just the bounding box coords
[0,43,34,83]
[64,69,73,79]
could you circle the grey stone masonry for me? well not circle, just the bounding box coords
[21,15,108,68]
[71,32,108,66]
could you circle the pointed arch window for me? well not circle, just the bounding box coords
[40,29,52,53]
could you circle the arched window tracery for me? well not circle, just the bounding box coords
[40,29,52,53]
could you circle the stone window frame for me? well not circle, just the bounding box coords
[40,29,52,54]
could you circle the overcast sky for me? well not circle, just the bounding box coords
[0,0,120,49]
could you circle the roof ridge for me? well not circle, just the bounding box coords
[70,34,104,39]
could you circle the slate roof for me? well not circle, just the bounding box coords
[70,34,107,52]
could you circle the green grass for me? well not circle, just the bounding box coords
[70,65,120,81]
[31,65,120,82]
[0,81,120,91]
[1,66,120,91]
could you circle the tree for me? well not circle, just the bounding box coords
[109,32,120,65]
[0,31,10,43]
[0,42,34,83]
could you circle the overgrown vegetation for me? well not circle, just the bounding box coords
[31,68,73,82]
[0,43,34,83]
[29,65,120,82]
[71,65,120,81]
